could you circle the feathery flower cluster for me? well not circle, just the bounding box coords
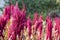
[0,1,60,40]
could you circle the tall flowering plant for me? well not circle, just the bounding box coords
[17,0,26,40]
[1,0,60,40]
[0,5,11,40]
[54,17,60,40]
[7,1,26,40]
[46,16,53,40]
[8,1,20,40]
[33,12,39,33]
[0,16,5,40]
[37,15,43,40]
[33,12,38,24]
[27,15,32,39]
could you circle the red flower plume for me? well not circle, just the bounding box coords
[8,2,20,40]
[0,5,11,40]
[46,16,53,40]
[33,12,38,24]
[38,15,43,33]
[36,15,43,40]
[3,5,11,21]
[54,17,60,36]
[27,15,32,37]
[0,16,4,38]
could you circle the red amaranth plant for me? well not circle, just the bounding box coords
[27,15,32,37]
[3,5,11,21]
[54,17,60,38]
[0,5,11,40]
[33,12,39,34]
[46,16,53,40]
[17,1,26,40]
[33,12,38,24]
[0,16,5,40]
[36,15,43,40]
[8,1,26,40]
[8,1,20,40]
[1,0,60,40]
[38,15,43,40]
[38,15,43,32]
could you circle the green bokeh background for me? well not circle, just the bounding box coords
[1,0,60,19]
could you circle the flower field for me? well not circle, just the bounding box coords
[0,1,60,40]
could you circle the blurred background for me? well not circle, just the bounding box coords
[0,0,60,19]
